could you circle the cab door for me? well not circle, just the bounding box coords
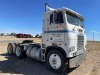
[47,11,65,46]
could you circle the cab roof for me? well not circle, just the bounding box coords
[62,7,84,21]
[46,7,84,21]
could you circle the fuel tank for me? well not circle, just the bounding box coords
[26,45,41,61]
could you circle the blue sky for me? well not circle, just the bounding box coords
[0,0,100,41]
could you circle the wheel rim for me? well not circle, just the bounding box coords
[8,45,12,53]
[16,46,21,56]
[49,54,61,69]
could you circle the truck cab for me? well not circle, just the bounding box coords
[42,7,87,56]
[42,5,87,70]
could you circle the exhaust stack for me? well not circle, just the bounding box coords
[45,3,55,12]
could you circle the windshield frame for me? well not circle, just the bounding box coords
[66,11,84,28]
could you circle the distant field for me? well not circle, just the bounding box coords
[87,41,100,51]
[0,36,41,43]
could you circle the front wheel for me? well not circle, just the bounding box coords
[46,50,67,73]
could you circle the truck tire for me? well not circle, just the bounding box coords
[15,45,25,59]
[46,49,67,73]
[7,43,16,55]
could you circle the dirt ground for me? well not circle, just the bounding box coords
[0,36,100,75]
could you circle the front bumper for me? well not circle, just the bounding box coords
[69,52,86,68]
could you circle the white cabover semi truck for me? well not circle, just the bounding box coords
[7,3,87,73]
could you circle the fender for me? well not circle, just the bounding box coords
[45,46,67,57]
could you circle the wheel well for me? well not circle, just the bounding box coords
[45,46,67,58]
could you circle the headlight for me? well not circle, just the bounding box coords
[69,46,75,52]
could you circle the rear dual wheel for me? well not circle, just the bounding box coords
[15,45,26,59]
[7,43,16,55]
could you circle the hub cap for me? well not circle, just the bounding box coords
[49,54,61,69]
[16,46,21,56]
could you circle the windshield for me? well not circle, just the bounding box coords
[66,12,84,28]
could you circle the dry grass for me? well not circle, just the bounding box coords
[0,36,41,43]
[87,41,100,75]
[90,62,100,75]
[0,36,100,75]
[87,41,100,52]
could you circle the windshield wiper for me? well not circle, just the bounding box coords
[73,22,79,30]
[73,25,76,30]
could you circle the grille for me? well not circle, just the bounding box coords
[77,35,84,50]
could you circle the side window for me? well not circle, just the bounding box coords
[50,12,64,25]
[57,12,64,23]
[58,12,64,23]
[54,12,57,24]
[50,14,53,24]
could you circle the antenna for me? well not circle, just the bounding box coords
[45,3,49,12]
[92,31,94,42]
[92,31,99,42]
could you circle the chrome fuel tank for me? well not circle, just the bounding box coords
[26,45,41,61]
